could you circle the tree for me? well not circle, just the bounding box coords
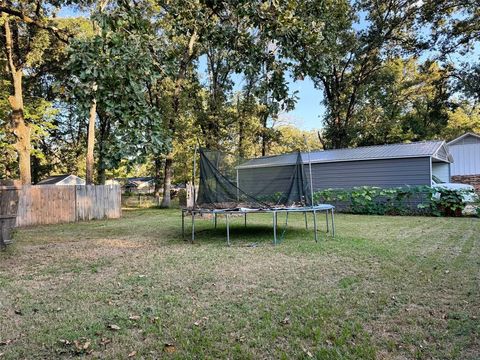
[442,103,480,139]
[351,58,452,145]
[422,0,480,56]
[1,1,71,183]
[273,0,424,148]
[65,2,165,185]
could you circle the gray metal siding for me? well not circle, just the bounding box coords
[434,145,449,162]
[432,162,450,183]
[449,136,480,175]
[310,157,431,190]
[238,157,431,195]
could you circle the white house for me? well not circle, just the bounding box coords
[447,132,480,191]
[37,174,86,185]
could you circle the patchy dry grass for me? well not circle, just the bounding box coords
[0,209,479,359]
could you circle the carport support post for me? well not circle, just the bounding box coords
[304,212,308,229]
[214,213,217,229]
[244,213,247,227]
[313,209,318,243]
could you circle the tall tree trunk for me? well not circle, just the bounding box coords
[261,112,268,156]
[238,117,244,158]
[4,17,31,184]
[160,155,173,207]
[96,109,110,185]
[160,29,197,208]
[154,156,163,205]
[86,96,97,184]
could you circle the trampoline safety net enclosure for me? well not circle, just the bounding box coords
[182,148,335,245]
[197,148,312,209]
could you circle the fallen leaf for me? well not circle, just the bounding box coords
[302,347,313,358]
[163,343,176,353]
[14,309,22,316]
[108,324,121,331]
[100,338,111,346]
[129,315,140,321]
[59,339,71,346]
[193,320,201,326]
[73,340,90,351]
[128,350,137,357]
[237,335,246,343]
[281,317,290,325]
[0,340,12,346]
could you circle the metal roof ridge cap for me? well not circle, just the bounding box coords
[303,154,431,164]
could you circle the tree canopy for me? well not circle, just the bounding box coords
[0,0,478,204]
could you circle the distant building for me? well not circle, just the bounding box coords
[448,132,480,191]
[123,177,156,194]
[105,179,120,186]
[37,174,86,186]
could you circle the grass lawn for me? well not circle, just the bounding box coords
[0,209,479,359]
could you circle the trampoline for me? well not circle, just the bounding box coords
[182,205,335,245]
[181,148,336,245]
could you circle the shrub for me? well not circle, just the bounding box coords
[314,186,473,217]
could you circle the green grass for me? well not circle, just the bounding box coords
[0,209,479,359]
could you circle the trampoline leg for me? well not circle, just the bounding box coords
[331,209,335,238]
[304,212,308,229]
[273,211,277,245]
[191,211,195,242]
[313,209,318,243]
[181,210,185,240]
[226,213,230,246]
[326,209,329,233]
[214,213,217,229]
[244,213,247,227]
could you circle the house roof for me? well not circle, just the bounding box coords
[124,177,155,187]
[37,174,79,185]
[447,132,480,146]
[237,140,452,169]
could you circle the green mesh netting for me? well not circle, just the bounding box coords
[196,149,312,209]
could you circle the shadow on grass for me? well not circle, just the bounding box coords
[185,224,277,245]
[178,221,327,248]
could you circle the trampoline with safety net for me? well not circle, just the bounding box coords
[181,148,335,245]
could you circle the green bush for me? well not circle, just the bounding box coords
[314,186,474,217]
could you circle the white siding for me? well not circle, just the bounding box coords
[449,136,480,175]
[432,162,450,183]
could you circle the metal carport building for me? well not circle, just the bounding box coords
[236,141,453,196]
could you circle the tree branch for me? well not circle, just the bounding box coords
[0,5,71,43]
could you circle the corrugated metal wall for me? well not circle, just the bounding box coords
[449,136,480,175]
[238,157,432,194]
[432,162,450,183]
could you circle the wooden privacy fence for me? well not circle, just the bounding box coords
[1,185,122,227]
